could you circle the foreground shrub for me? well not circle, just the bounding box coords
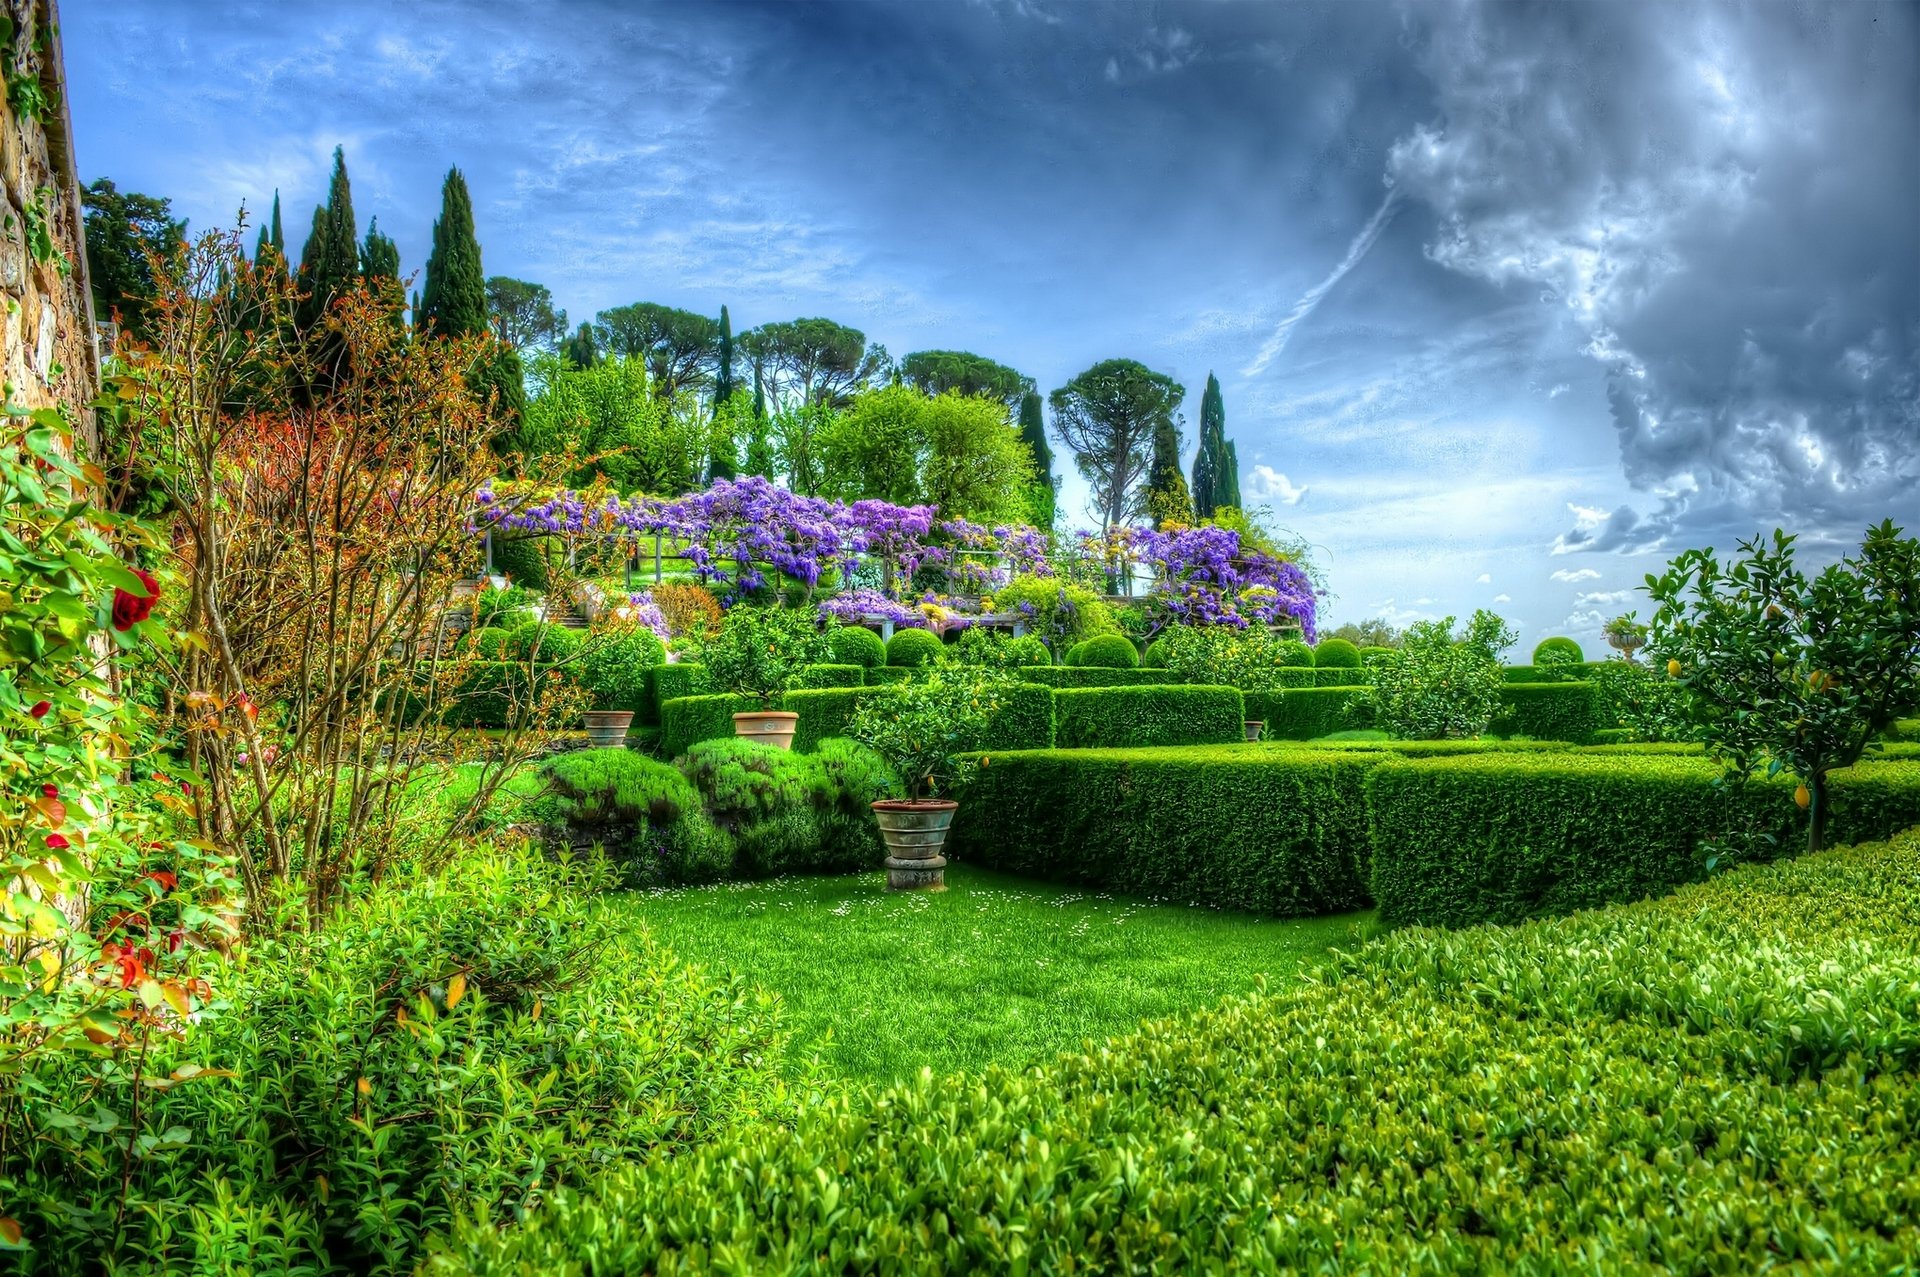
[533,749,730,883]
[576,623,666,712]
[435,826,1920,1273]
[677,738,895,874]
[9,850,793,1275]
[1053,685,1243,748]
[1312,636,1361,668]
[1353,610,1514,738]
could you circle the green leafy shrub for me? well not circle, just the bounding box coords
[645,662,713,723]
[848,666,1025,798]
[862,665,913,686]
[1018,666,1177,688]
[1140,636,1168,668]
[985,574,1120,657]
[1002,634,1052,667]
[1243,687,1371,741]
[435,825,1920,1274]
[503,620,584,664]
[1352,611,1514,738]
[462,625,511,659]
[1532,635,1585,666]
[1155,625,1310,692]
[826,624,888,669]
[659,692,756,759]
[533,749,731,883]
[474,583,539,627]
[489,535,559,591]
[700,606,830,703]
[884,626,946,668]
[1277,638,1315,667]
[1367,753,1920,927]
[1491,681,1603,743]
[1053,686,1243,748]
[577,624,666,712]
[951,627,1046,670]
[784,684,1053,755]
[791,663,864,689]
[1070,633,1140,669]
[1358,644,1395,666]
[1312,637,1361,668]
[782,687,875,753]
[677,738,897,875]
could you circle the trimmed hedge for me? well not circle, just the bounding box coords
[1503,661,1608,683]
[695,683,1057,756]
[1532,636,1585,664]
[862,665,913,686]
[1277,638,1315,667]
[1053,685,1243,749]
[659,693,756,759]
[1312,668,1365,688]
[438,826,1920,1274]
[781,688,875,753]
[644,663,713,724]
[949,746,1382,915]
[1493,681,1603,743]
[1018,666,1178,689]
[1313,637,1362,668]
[790,663,864,690]
[885,627,945,668]
[1368,753,1920,927]
[1243,687,1369,741]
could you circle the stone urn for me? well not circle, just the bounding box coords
[1244,719,1265,742]
[1605,630,1644,661]
[872,798,956,891]
[582,710,635,749]
[733,709,800,750]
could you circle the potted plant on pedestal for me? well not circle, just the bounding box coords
[848,665,1016,891]
[700,605,829,750]
[1604,613,1648,662]
[578,622,666,748]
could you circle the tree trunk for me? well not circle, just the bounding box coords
[1807,770,1829,854]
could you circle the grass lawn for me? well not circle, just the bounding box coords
[609,864,1375,1086]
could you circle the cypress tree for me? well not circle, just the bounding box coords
[1191,372,1225,517]
[745,359,775,478]
[1145,411,1193,528]
[714,305,735,405]
[270,190,285,263]
[1018,391,1056,529]
[562,321,598,368]
[294,149,358,332]
[1220,439,1242,511]
[255,190,287,276]
[419,168,488,338]
[360,218,402,327]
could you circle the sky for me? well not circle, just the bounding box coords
[63,0,1919,647]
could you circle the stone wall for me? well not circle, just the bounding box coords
[2,0,98,443]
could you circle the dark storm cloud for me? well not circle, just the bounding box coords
[1388,0,1920,555]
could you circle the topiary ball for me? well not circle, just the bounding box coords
[885,626,946,668]
[465,626,511,660]
[1003,635,1052,667]
[1313,637,1362,669]
[1533,636,1585,666]
[828,624,888,669]
[1141,636,1168,668]
[505,621,584,664]
[1277,638,1316,667]
[1062,640,1087,667]
[1075,633,1140,669]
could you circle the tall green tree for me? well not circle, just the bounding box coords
[485,277,567,351]
[1191,372,1227,518]
[420,167,523,426]
[709,307,737,481]
[1049,358,1185,536]
[253,189,287,275]
[1219,439,1242,510]
[713,306,735,406]
[740,318,889,409]
[80,178,185,338]
[294,146,359,333]
[593,303,719,400]
[1018,391,1057,529]
[899,350,1031,408]
[358,217,403,328]
[1145,410,1192,527]
[562,321,599,368]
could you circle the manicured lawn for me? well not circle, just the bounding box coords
[610,864,1375,1085]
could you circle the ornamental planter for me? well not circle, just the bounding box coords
[1244,719,1265,742]
[733,709,800,750]
[871,799,956,891]
[582,710,635,749]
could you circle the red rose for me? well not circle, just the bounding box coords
[42,784,58,799]
[29,701,50,719]
[46,833,70,850]
[111,568,160,633]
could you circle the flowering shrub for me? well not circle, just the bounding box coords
[818,588,924,628]
[623,592,672,640]
[651,580,723,641]
[985,575,1119,657]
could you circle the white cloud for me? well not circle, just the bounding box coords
[1574,589,1635,607]
[1547,382,1571,399]
[1550,568,1601,583]
[1246,465,1307,505]
[1493,593,1512,602]
[1475,572,1491,584]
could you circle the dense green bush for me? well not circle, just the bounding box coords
[862,664,913,685]
[1312,667,1365,687]
[533,749,731,883]
[1140,635,1168,668]
[1368,753,1920,927]
[885,626,946,668]
[677,738,896,875]
[1532,635,1585,666]
[700,605,829,701]
[1491,681,1604,743]
[1312,637,1362,668]
[1018,666,1178,688]
[503,620,584,664]
[8,851,793,1276]
[825,624,888,669]
[1053,686,1243,748]
[790,662,864,689]
[986,574,1119,656]
[489,534,560,591]
[782,687,876,753]
[645,662,713,723]
[1277,638,1315,667]
[437,826,1920,1274]
[1585,657,1699,742]
[1068,633,1140,669]
[1001,634,1052,667]
[439,661,552,730]
[1358,644,1395,666]
[461,625,511,659]
[1243,687,1370,741]
[950,746,1380,915]
[1356,611,1514,738]
[576,624,666,712]
[660,692,756,758]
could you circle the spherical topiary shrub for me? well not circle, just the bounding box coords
[490,535,559,592]
[828,624,888,669]
[1533,636,1585,666]
[1278,638,1316,667]
[1003,635,1052,667]
[464,626,511,660]
[1141,636,1169,668]
[504,621,584,664]
[885,626,946,669]
[1314,637,1362,669]
[1075,634,1141,669]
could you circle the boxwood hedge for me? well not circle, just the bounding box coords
[443,822,1920,1275]
[1052,685,1244,748]
[659,693,757,759]
[1368,753,1920,927]
[644,662,713,723]
[790,662,865,689]
[1492,680,1603,743]
[1017,666,1179,688]
[1243,686,1367,740]
[1502,660,1609,683]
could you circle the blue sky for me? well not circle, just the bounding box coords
[64,0,1918,647]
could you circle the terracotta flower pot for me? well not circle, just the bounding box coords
[1244,719,1265,742]
[582,710,635,749]
[871,798,957,891]
[733,709,800,750]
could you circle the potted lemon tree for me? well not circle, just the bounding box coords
[848,665,1016,890]
[700,605,828,750]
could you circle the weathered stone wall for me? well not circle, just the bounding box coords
[2,0,98,442]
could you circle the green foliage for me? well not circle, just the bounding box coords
[1491,682,1604,743]
[825,623,887,669]
[848,666,1025,798]
[884,626,946,668]
[1312,637,1362,668]
[700,606,829,702]
[1048,358,1184,535]
[659,692,756,759]
[817,386,1034,521]
[790,663,864,689]
[532,750,729,883]
[645,662,713,723]
[514,352,703,493]
[1359,643,1396,665]
[462,626,511,660]
[1140,635,1167,668]
[1532,635,1585,666]
[781,687,875,753]
[593,302,720,401]
[293,146,359,335]
[898,350,1031,404]
[1501,661,1607,683]
[439,825,1920,1273]
[1053,686,1244,748]
[484,276,567,351]
[1143,408,1191,527]
[1002,635,1052,668]
[502,620,583,664]
[577,624,667,712]
[1244,687,1372,741]
[783,683,1051,755]
[677,738,896,875]
[473,582,538,627]
[1188,371,1229,519]
[1355,610,1515,739]
[80,177,184,336]
[950,747,1379,914]
[1018,666,1177,688]
[987,574,1119,656]
[1277,637,1315,667]
[1646,520,1920,851]
[1016,391,1056,529]
[1068,633,1139,669]
[951,627,1045,670]
[1367,752,1920,927]
[489,534,558,591]
[1155,624,1306,691]
[1587,657,1701,742]
[419,167,488,339]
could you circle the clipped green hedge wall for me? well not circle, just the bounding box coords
[1312,668,1366,688]
[1503,661,1609,684]
[949,746,1382,915]
[1068,634,1140,669]
[862,665,913,686]
[791,663,864,690]
[659,693,756,759]
[438,826,1920,1274]
[1018,667,1179,689]
[781,688,874,754]
[1493,681,1604,743]
[773,683,1056,755]
[1053,686,1243,749]
[1367,753,1920,927]
[644,663,713,724]
[1243,687,1368,741]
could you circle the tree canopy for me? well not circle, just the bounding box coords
[80,178,185,337]
[741,318,890,409]
[486,277,568,351]
[594,303,720,399]
[418,168,488,339]
[293,147,359,333]
[817,385,1035,521]
[899,350,1032,407]
[1049,358,1185,534]
[1018,391,1057,529]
